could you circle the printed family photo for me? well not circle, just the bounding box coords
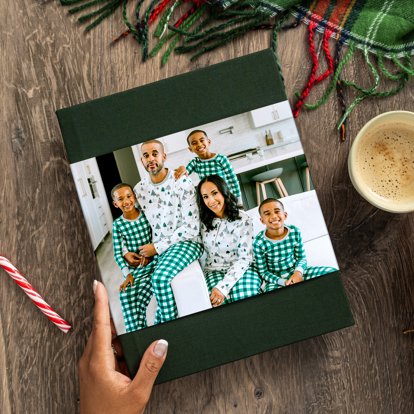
[70,101,339,335]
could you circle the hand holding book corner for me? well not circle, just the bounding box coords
[79,281,168,414]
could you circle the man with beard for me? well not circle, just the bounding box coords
[125,139,203,325]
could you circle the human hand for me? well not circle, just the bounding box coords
[174,166,188,180]
[119,274,134,292]
[285,271,303,286]
[210,288,225,307]
[124,252,142,267]
[139,244,157,258]
[79,281,168,414]
[139,256,151,267]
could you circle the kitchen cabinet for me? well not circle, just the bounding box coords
[162,131,188,153]
[250,100,292,128]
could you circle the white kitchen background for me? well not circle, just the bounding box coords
[132,100,301,178]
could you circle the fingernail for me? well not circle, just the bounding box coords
[153,339,168,357]
[93,280,98,295]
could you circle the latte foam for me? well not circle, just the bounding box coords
[354,122,414,208]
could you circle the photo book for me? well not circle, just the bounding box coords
[56,49,354,383]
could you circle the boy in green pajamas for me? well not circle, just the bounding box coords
[174,129,242,202]
[124,139,203,325]
[111,183,156,332]
[253,198,337,292]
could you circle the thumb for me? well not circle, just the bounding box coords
[131,340,168,398]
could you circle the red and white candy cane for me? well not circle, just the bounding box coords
[0,256,71,333]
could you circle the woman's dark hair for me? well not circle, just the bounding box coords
[197,175,241,231]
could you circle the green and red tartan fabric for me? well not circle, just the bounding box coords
[222,0,414,56]
[60,0,414,137]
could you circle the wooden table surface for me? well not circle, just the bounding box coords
[1,2,413,413]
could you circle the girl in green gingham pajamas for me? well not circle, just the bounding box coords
[112,212,155,332]
[134,171,203,325]
[253,225,337,292]
[197,175,261,306]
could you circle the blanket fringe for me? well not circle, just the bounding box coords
[60,0,414,139]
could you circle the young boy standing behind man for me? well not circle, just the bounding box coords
[111,183,155,332]
[174,130,242,202]
[253,198,337,291]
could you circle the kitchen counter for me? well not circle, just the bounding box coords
[230,140,304,174]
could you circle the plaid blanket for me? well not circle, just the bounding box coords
[60,0,414,137]
[219,0,414,56]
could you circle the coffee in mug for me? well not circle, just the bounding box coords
[348,111,414,213]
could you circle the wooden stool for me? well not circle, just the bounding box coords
[252,168,288,203]
[300,161,311,191]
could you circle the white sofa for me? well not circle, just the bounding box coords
[146,260,212,326]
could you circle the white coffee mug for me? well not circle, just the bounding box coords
[348,110,414,213]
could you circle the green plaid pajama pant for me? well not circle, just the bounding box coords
[263,266,337,292]
[205,267,262,305]
[119,259,157,332]
[153,240,203,325]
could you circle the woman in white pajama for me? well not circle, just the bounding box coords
[197,175,261,307]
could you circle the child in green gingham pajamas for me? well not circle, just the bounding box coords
[253,198,337,291]
[197,175,261,307]
[134,168,203,325]
[111,184,155,332]
[174,130,242,201]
